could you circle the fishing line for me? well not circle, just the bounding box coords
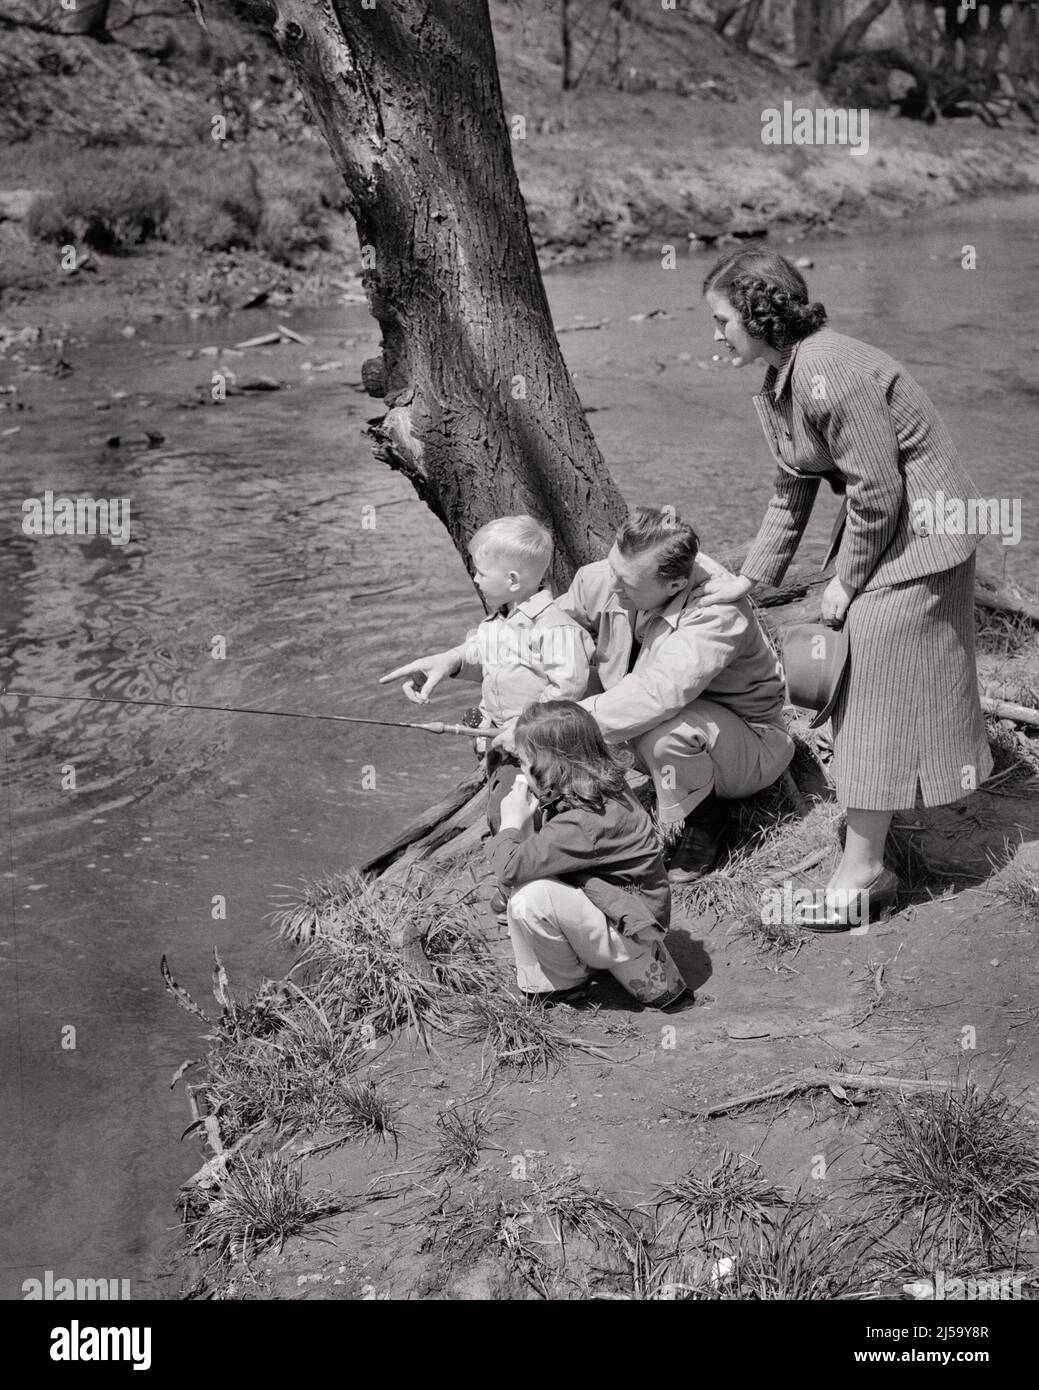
[1,689,496,736]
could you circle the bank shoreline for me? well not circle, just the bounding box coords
[3,124,1039,339]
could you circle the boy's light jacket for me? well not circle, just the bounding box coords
[742,327,980,593]
[553,555,787,741]
[451,588,594,725]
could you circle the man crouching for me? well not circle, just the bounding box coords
[493,507,794,883]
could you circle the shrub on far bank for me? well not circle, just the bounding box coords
[165,163,264,253]
[256,192,330,264]
[27,169,171,252]
[24,145,337,268]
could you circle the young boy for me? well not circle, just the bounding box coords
[380,515,594,832]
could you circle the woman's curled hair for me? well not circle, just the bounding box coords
[703,248,827,351]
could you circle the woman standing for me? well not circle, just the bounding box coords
[698,247,992,926]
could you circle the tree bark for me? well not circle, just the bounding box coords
[561,0,574,91]
[233,0,627,595]
[793,0,845,66]
[65,0,114,42]
[732,0,764,50]
[816,0,893,82]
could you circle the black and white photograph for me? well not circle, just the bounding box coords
[2,0,1038,1340]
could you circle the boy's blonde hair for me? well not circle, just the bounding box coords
[468,515,553,573]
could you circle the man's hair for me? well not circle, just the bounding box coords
[615,506,699,583]
[468,515,553,572]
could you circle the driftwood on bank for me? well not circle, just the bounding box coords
[692,1070,955,1120]
[361,767,485,877]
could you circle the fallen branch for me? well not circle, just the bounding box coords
[555,318,609,333]
[362,767,485,876]
[981,696,1039,728]
[759,843,831,888]
[692,1069,952,1119]
[277,323,313,346]
[974,572,1039,626]
[378,786,487,887]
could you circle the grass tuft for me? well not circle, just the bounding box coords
[456,992,574,1077]
[993,848,1039,924]
[676,799,843,953]
[861,1082,1039,1267]
[183,1151,338,1260]
[290,887,445,1038]
[716,1205,873,1300]
[270,869,370,945]
[336,1076,399,1149]
[654,1150,789,1245]
[429,1104,496,1175]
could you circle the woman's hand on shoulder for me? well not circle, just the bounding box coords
[688,572,756,607]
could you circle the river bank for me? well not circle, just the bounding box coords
[3,9,1039,333]
[169,707,1039,1301]
[5,169,1039,1298]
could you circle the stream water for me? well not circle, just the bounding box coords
[2,192,1037,1298]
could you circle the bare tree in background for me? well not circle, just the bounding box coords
[792,0,846,67]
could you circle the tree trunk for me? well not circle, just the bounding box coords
[561,0,574,91]
[64,0,113,42]
[1007,0,1039,84]
[234,0,626,595]
[732,0,764,50]
[793,0,845,66]
[816,0,893,82]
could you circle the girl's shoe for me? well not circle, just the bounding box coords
[800,866,900,932]
[643,984,688,1010]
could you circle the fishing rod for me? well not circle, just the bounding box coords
[0,688,497,737]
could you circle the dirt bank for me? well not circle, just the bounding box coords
[169,766,1039,1300]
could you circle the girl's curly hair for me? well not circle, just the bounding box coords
[513,700,631,815]
[703,248,827,351]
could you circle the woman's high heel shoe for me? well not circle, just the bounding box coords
[800,866,901,932]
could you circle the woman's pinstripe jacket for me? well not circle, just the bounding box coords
[740,328,980,593]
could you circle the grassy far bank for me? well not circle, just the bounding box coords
[2,6,1039,327]
[165,608,1039,1300]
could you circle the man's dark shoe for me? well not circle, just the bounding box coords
[667,792,729,885]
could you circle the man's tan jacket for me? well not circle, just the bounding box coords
[553,555,788,741]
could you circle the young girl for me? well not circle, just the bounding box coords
[489,700,686,1008]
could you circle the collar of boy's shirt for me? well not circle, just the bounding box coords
[763,339,799,400]
[488,588,554,623]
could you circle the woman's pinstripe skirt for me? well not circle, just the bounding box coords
[828,553,993,811]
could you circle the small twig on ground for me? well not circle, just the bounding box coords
[844,944,902,1029]
[759,843,830,887]
[692,1070,954,1120]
